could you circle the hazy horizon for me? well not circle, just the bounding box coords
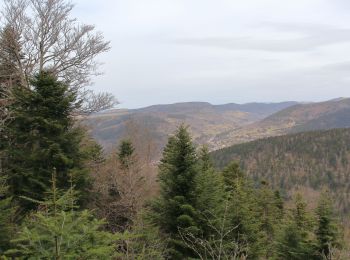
[71,0,350,108]
[114,97,348,110]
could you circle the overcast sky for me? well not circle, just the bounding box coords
[72,0,350,108]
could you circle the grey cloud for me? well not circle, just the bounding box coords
[320,61,350,72]
[173,24,350,52]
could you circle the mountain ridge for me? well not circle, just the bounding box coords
[85,101,299,152]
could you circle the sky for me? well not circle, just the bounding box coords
[72,0,350,108]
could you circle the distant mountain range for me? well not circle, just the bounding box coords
[210,128,350,216]
[212,98,350,148]
[85,101,298,152]
[85,98,350,153]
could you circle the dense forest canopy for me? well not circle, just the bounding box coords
[211,128,350,216]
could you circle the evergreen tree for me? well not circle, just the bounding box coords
[118,139,135,170]
[315,191,341,258]
[195,146,224,237]
[0,174,15,254]
[126,210,165,259]
[6,170,121,259]
[276,194,315,260]
[222,162,264,258]
[255,181,284,257]
[150,125,200,259]
[222,161,244,194]
[6,72,90,212]
[274,190,284,219]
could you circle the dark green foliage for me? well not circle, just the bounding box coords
[125,210,165,259]
[275,194,315,260]
[5,72,90,212]
[255,181,285,257]
[222,161,244,193]
[274,190,284,219]
[0,175,15,254]
[315,191,341,258]
[150,125,200,259]
[222,164,264,258]
[6,171,121,259]
[118,139,135,169]
[195,146,225,238]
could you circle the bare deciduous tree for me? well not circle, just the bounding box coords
[89,123,158,232]
[79,91,118,116]
[90,150,153,232]
[0,0,117,113]
[0,25,21,127]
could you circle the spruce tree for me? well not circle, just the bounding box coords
[255,181,284,257]
[6,72,89,212]
[276,194,315,260]
[118,139,135,170]
[195,146,224,237]
[222,161,244,194]
[150,125,199,259]
[222,162,264,258]
[315,191,341,258]
[6,170,121,259]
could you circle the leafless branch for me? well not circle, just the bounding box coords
[1,0,115,113]
[79,91,118,115]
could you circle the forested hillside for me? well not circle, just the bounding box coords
[213,98,350,147]
[290,107,350,133]
[88,98,350,154]
[211,128,350,215]
[85,101,297,152]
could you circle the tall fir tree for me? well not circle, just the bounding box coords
[6,72,90,212]
[315,191,341,258]
[255,180,284,258]
[118,139,135,170]
[222,162,264,258]
[222,161,244,194]
[150,125,200,259]
[275,194,315,260]
[194,146,224,238]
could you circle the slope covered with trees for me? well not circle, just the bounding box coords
[212,98,350,148]
[85,101,297,152]
[211,128,350,215]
